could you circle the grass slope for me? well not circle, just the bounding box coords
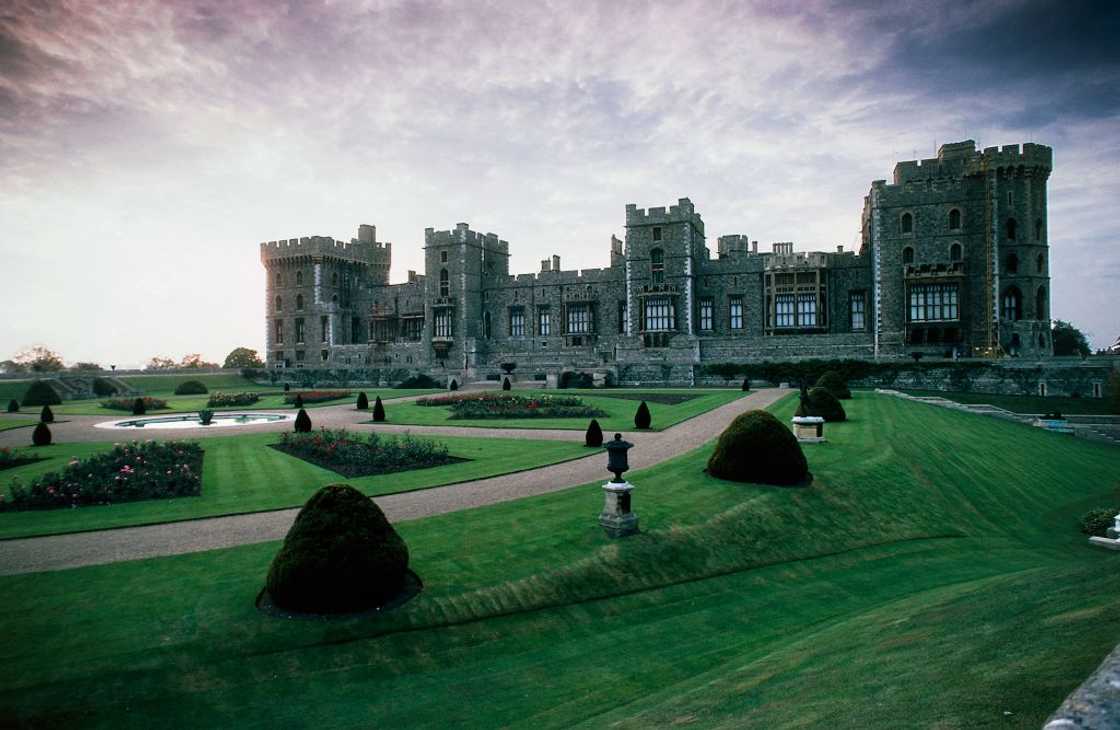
[0,434,588,539]
[898,388,1118,416]
[1,393,1119,728]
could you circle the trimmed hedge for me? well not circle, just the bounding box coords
[634,401,651,429]
[796,387,847,422]
[22,380,61,407]
[173,380,209,395]
[39,406,53,423]
[397,374,440,389]
[356,392,369,410]
[100,396,168,412]
[815,371,852,400]
[1080,508,1118,537]
[92,377,117,397]
[585,418,604,447]
[207,392,260,407]
[32,422,51,447]
[7,399,18,413]
[707,410,809,486]
[372,396,385,422]
[265,484,410,613]
[294,408,311,433]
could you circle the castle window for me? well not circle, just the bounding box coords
[509,307,525,337]
[538,307,551,336]
[295,318,305,344]
[401,317,424,341]
[295,350,305,362]
[948,209,961,230]
[1035,219,1043,241]
[296,294,304,310]
[1006,253,1019,274]
[617,301,627,334]
[909,284,959,322]
[642,297,675,332]
[440,250,448,264]
[331,272,338,286]
[902,247,914,265]
[275,296,282,312]
[352,317,364,343]
[650,248,665,284]
[1037,253,1044,274]
[1007,191,1013,206]
[652,226,662,242]
[296,271,303,286]
[699,298,713,331]
[275,272,283,286]
[774,295,795,328]
[566,303,591,334]
[439,269,450,297]
[1006,218,1017,240]
[950,243,962,262]
[850,292,866,331]
[320,316,329,343]
[321,350,329,362]
[1036,286,1047,319]
[1093,382,1102,398]
[274,319,284,344]
[729,296,743,330]
[434,309,452,338]
[1001,286,1022,321]
[796,293,817,327]
[901,212,913,234]
[483,311,491,338]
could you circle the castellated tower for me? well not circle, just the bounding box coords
[260,224,391,368]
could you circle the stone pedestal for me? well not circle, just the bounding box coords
[792,416,825,443]
[599,481,639,538]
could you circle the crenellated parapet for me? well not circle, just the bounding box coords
[260,224,391,269]
[891,140,1052,187]
[424,223,510,255]
[625,197,705,236]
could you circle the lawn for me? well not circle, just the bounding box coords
[0,433,589,540]
[2,393,1119,727]
[370,387,746,431]
[0,419,37,433]
[36,388,442,416]
[897,388,1118,416]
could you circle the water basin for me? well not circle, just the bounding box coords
[95,413,294,430]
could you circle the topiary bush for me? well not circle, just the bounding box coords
[815,371,852,400]
[796,387,847,422]
[1080,508,1118,537]
[174,380,208,395]
[356,392,369,410]
[22,380,61,407]
[294,408,311,433]
[132,397,146,416]
[7,399,18,413]
[32,422,52,447]
[39,405,53,423]
[634,401,651,429]
[741,378,750,392]
[449,379,458,391]
[707,410,809,486]
[372,396,385,422]
[265,484,410,613]
[502,377,511,391]
[293,394,304,409]
[585,418,604,447]
[396,374,440,389]
[283,382,291,392]
[92,377,117,397]
[198,409,214,425]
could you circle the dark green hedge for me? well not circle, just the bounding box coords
[22,380,61,407]
[707,410,808,486]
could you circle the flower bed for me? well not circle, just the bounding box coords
[208,392,261,407]
[415,393,607,420]
[0,440,204,511]
[0,446,42,473]
[273,428,458,478]
[100,396,168,411]
[283,390,351,405]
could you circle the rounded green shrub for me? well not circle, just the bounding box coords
[585,418,603,447]
[22,380,61,407]
[1080,508,1117,537]
[39,405,54,423]
[707,410,809,486]
[356,392,369,410]
[294,408,312,433]
[32,422,52,447]
[132,397,146,416]
[372,396,385,422]
[815,371,852,400]
[634,401,651,429]
[174,380,209,395]
[6,399,18,413]
[796,387,847,422]
[502,377,511,391]
[396,374,440,389]
[265,484,410,613]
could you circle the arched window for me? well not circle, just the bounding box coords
[902,246,914,265]
[1036,286,1047,319]
[1036,253,1044,274]
[275,272,283,286]
[296,294,304,310]
[296,271,303,286]
[1035,219,1043,241]
[650,248,665,284]
[1001,286,1022,321]
[901,212,913,234]
[331,272,338,286]
[275,296,282,312]
[439,269,450,297]
[948,209,961,230]
[1006,218,1017,240]
[949,243,962,262]
[1006,252,1019,274]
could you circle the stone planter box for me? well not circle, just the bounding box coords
[792,416,825,443]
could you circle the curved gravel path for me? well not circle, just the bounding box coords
[0,388,787,576]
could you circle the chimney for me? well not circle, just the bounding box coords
[752,240,758,254]
[837,245,844,253]
[552,254,561,271]
[407,270,417,282]
[358,224,375,243]
[541,259,551,273]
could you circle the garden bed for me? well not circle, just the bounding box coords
[582,392,700,406]
[0,447,43,473]
[208,392,262,407]
[284,390,351,405]
[272,428,461,478]
[100,396,168,411]
[415,393,607,419]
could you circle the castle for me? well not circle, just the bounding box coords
[260,140,1054,385]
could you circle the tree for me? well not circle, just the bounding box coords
[585,418,604,447]
[1052,320,1091,357]
[39,405,54,423]
[132,397,146,415]
[180,353,218,369]
[13,345,64,373]
[146,356,176,371]
[634,401,651,429]
[0,360,27,374]
[502,377,511,391]
[372,396,385,422]
[32,422,52,447]
[356,392,369,410]
[23,380,61,407]
[7,399,18,413]
[70,362,102,372]
[294,408,312,433]
[224,347,264,369]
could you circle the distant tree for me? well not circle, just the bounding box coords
[70,362,102,372]
[0,360,27,374]
[1052,320,1091,358]
[13,345,64,373]
[372,396,386,422]
[146,356,176,371]
[223,347,264,369]
[180,353,219,369]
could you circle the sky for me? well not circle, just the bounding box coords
[1,0,1118,367]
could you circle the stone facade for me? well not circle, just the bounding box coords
[260,140,1054,385]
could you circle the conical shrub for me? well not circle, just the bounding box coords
[283,383,291,392]
[707,410,809,486]
[634,401,651,429]
[356,392,369,410]
[585,418,604,447]
[815,371,852,400]
[741,377,751,392]
[266,484,410,613]
[449,379,458,391]
[39,405,54,423]
[293,394,304,408]
[32,422,52,447]
[502,377,511,391]
[132,397,146,415]
[294,408,312,433]
[795,386,847,422]
[372,396,386,422]
[6,399,18,413]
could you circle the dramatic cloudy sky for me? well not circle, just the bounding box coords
[1,0,1117,366]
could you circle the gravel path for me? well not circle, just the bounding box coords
[0,388,788,576]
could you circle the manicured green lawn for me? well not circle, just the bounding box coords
[40,388,442,416]
[0,419,37,433]
[898,388,1118,416]
[370,388,745,431]
[0,433,588,539]
[2,393,1119,727]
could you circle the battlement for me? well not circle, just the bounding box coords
[260,226,390,266]
[424,223,510,253]
[893,140,1052,184]
[973,142,1052,172]
[625,197,704,233]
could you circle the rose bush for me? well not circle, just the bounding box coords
[415,392,606,419]
[275,428,455,478]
